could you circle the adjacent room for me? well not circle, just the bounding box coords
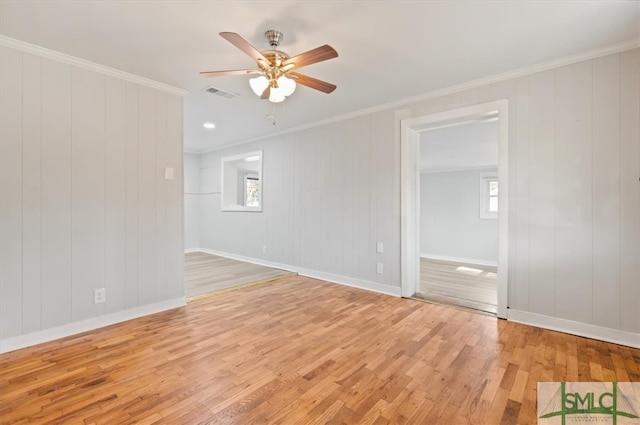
[1,1,639,424]
[416,118,499,314]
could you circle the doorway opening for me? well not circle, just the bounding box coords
[400,100,509,318]
[183,152,294,301]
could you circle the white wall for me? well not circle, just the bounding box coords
[0,45,185,346]
[184,152,200,250]
[196,48,639,339]
[420,169,498,264]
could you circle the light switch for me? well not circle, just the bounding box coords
[376,242,384,253]
[164,167,174,180]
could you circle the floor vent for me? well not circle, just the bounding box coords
[203,85,239,99]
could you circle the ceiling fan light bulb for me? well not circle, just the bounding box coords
[249,76,269,96]
[277,76,296,96]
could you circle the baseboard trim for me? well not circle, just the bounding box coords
[0,297,186,354]
[508,309,640,349]
[420,253,498,268]
[199,249,402,298]
[296,268,402,297]
[184,248,201,253]
[198,248,297,273]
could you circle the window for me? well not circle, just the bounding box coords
[244,174,260,207]
[480,172,498,219]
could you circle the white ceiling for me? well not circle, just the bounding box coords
[420,120,498,173]
[1,1,638,153]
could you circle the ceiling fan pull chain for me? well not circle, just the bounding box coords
[271,103,277,122]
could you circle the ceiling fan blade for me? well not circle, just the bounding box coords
[283,45,338,69]
[260,86,271,99]
[200,69,261,77]
[219,32,269,64]
[289,72,336,94]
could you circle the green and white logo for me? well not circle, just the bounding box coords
[538,382,640,424]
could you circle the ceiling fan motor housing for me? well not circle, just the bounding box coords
[258,31,290,86]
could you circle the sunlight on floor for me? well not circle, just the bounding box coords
[455,266,484,275]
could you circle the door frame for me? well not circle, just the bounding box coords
[400,100,509,318]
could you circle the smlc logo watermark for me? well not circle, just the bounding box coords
[538,382,640,424]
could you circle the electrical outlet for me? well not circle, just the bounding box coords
[376,242,384,253]
[94,288,106,304]
[376,263,384,274]
[262,245,267,254]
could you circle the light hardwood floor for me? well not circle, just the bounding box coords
[184,251,295,300]
[416,258,498,314]
[2,276,638,424]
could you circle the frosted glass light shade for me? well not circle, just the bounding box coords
[268,86,286,103]
[249,76,269,96]
[277,76,296,96]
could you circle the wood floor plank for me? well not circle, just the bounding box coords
[1,275,638,424]
[183,251,295,299]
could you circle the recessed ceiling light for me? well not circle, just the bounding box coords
[203,122,216,129]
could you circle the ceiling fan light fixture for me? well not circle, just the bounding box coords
[249,76,269,96]
[277,75,296,96]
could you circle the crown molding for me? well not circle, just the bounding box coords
[421,166,498,174]
[197,40,640,154]
[0,35,188,96]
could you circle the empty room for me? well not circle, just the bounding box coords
[1,1,639,424]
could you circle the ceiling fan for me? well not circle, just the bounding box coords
[200,30,338,103]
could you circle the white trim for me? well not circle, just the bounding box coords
[199,249,402,298]
[296,268,402,298]
[400,110,420,298]
[0,298,186,354]
[401,100,509,318]
[184,248,200,253]
[0,35,188,96]
[508,309,640,349]
[196,42,639,154]
[220,150,263,212]
[199,248,296,272]
[420,254,498,268]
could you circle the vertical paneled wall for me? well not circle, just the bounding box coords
[619,51,640,334]
[500,49,639,334]
[199,111,400,289]
[198,48,639,335]
[0,46,184,340]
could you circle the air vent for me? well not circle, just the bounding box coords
[203,85,239,99]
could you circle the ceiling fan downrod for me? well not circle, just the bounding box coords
[264,30,284,48]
